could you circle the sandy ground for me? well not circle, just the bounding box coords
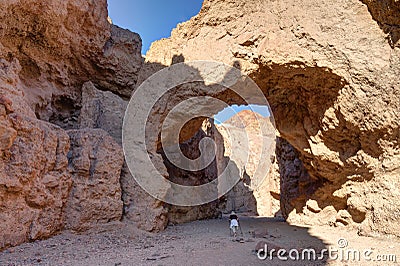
[0,216,399,266]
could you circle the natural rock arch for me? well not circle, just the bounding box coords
[128,58,352,226]
[129,0,400,236]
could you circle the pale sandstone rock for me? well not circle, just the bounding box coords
[306,200,322,213]
[141,0,400,236]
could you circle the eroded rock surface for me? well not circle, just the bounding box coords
[0,0,399,250]
[120,163,169,232]
[79,81,128,144]
[0,57,73,249]
[140,0,400,236]
[65,129,124,232]
[361,0,400,47]
[216,110,277,215]
[0,0,143,249]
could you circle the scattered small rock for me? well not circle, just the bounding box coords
[306,200,322,213]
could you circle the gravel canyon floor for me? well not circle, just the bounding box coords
[1,215,399,266]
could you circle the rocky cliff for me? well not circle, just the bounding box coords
[0,0,399,250]
[216,110,278,216]
[141,0,400,236]
[0,0,142,249]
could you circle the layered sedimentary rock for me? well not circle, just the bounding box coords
[141,0,400,236]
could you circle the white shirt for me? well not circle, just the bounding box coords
[230,219,238,228]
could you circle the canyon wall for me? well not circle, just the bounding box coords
[164,112,278,222]
[0,0,143,249]
[216,110,279,216]
[0,0,399,250]
[141,0,400,236]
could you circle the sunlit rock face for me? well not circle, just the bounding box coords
[0,54,73,250]
[215,110,278,216]
[162,112,277,223]
[140,0,400,236]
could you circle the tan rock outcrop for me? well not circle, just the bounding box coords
[361,0,400,47]
[216,110,277,215]
[120,163,169,232]
[79,81,128,144]
[0,0,144,249]
[77,81,169,232]
[163,120,222,224]
[0,0,142,99]
[140,0,400,236]
[163,111,277,221]
[0,57,72,249]
[0,48,130,249]
[65,129,124,232]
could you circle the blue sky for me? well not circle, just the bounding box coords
[214,105,270,124]
[107,0,203,54]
